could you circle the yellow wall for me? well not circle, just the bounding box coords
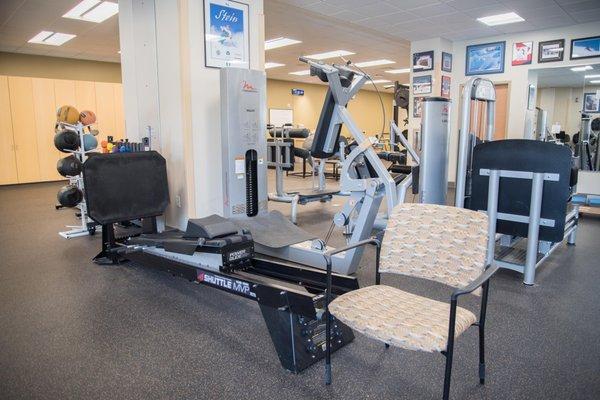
[0,52,121,83]
[267,79,396,137]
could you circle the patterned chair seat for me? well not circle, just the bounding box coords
[329,285,477,352]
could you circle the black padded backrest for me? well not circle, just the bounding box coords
[311,89,341,158]
[82,151,169,224]
[469,140,571,242]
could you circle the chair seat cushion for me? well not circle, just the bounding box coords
[329,285,477,352]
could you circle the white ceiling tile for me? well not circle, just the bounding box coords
[384,0,442,10]
[446,0,501,11]
[353,1,404,18]
[561,7,600,22]
[499,0,557,10]
[463,4,513,18]
[409,3,456,18]
[331,10,367,22]
[515,5,570,19]
[390,18,430,31]
[561,0,600,13]
[426,11,473,24]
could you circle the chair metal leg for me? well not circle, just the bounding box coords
[479,280,490,384]
[443,299,457,400]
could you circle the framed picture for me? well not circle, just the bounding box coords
[527,84,536,111]
[203,0,250,69]
[465,41,505,75]
[570,36,600,60]
[512,41,533,66]
[441,75,451,98]
[538,39,564,63]
[583,93,600,113]
[412,51,434,72]
[442,52,452,72]
[412,75,432,95]
[413,97,423,118]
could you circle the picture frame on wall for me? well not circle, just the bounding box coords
[413,97,423,118]
[570,36,600,60]
[583,93,600,113]
[527,84,536,111]
[412,51,434,72]
[412,75,432,95]
[203,0,250,69]
[512,41,533,66]
[441,75,451,98]
[538,39,564,63]
[442,52,452,72]
[465,41,505,75]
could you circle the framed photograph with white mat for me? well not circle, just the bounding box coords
[204,0,250,68]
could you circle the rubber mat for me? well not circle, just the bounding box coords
[233,210,316,248]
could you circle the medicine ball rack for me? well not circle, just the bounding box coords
[56,121,101,239]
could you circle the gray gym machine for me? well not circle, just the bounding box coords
[456,77,578,285]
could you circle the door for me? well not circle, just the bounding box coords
[0,76,18,184]
[471,83,508,140]
[32,78,62,181]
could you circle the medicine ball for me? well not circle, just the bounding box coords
[56,155,82,177]
[82,134,98,151]
[79,110,96,125]
[89,129,100,136]
[54,129,80,152]
[56,105,80,124]
[57,185,83,207]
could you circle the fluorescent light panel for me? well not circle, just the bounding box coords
[289,70,311,76]
[354,59,395,68]
[590,80,600,84]
[63,0,118,23]
[265,37,301,50]
[477,12,524,26]
[305,50,355,60]
[385,68,410,74]
[265,62,285,69]
[585,74,600,79]
[571,65,593,72]
[28,31,76,46]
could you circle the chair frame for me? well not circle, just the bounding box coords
[324,238,499,400]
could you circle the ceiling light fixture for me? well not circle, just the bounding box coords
[305,50,355,60]
[477,12,524,26]
[265,62,285,69]
[571,65,593,72]
[385,68,410,74]
[63,0,119,23]
[354,59,395,68]
[265,37,302,50]
[589,80,600,84]
[28,31,76,46]
[289,70,311,76]
[585,74,600,79]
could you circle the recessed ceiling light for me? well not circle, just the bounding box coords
[63,0,118,23]
[28,31,76,46]
[354,59,395,68]
[370,79,391,84]
[305,50,355,60]
[590,80,600,84]
[585,74,600,79]
[289,70,310,76]
[571,65,593,72]
[265,62,285,69]
[385,68,410,74]
[117,50,121,54]
[477,12,524,26]
[265,37,301,50]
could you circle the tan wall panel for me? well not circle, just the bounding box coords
[32,78,62,181]
[113,83,126,139]
[75,80,97,113]
[54,79,77,110]
[0,76,18,184]
[95,82,118,140]
[8,76,40,183]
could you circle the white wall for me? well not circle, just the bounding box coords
[447,21,600,181]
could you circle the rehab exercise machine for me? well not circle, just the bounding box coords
[456,77,578,285]
[267,126,339,224]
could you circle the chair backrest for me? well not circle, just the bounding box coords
[380,203,488,290]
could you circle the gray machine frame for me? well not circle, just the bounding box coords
[455,77,578,285]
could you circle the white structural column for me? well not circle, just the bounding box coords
[119,0,265,229]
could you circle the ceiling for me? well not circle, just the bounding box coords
[535,63,600,88]
[0,0,120,62]
[280,0,600,42]
[1,0,600,90]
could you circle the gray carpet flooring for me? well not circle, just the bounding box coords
[1,176,599,400]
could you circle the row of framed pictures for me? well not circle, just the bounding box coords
[412,75,451,96]
[584,93,600,114]
[413,51,453,72]
[466,35,600,76]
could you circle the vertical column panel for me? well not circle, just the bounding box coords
[0,76,18,185]
[32,78,62,181]
[8,76,41,183]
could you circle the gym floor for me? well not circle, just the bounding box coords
[1,173,599,400]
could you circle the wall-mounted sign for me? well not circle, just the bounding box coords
[203,0,250,69]
[291,88,304,96]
